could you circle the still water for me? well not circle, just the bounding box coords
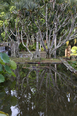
[0,63,77,116]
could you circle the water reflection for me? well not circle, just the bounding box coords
[0,64,77,116]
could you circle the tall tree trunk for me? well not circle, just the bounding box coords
[54,22,57,58]
[21,29,33,59]
[15,41,19,57]
[10,19,20,57]
[46,4,48,47]
[53,0,57,58]
[33,32,40,58]
[54,64,57,83]
[46,49,51,59]
[10,40,19,57]
[46,4,51,59]
[10,40,15,57]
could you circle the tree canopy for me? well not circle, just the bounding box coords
[0,0,77,58]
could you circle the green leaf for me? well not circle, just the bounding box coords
[0,53,9,63]
[71,49,76,53]
[72,61,77,63]
[0,58,5,65]
[0,111,9,116]
[72,46,77,50]
[0,74,5,83]
[0,64,2,71]
[0,114,8,116]
[4,65,12,74]
[71,46,77,56]
[11,96,17,106]
[0,91,5,99]
[11,71,16,77]
[10,60,17,70]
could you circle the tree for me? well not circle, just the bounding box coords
[9,0,40,58]
[0,0,77,59]
[31,0,77,58]
[0,0,40,58]
[15,0,77,58]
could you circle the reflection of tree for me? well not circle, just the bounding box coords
[0,64,77,116]
[0,81,17,116]
[13,64,77,116]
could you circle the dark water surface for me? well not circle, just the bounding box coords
[0,63,77,116]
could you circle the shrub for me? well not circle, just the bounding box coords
[29,43,36,51]
[19,43,27,51]
[41,46,48,51]
[71,46,77,56]
[57,45,66,57]
[19,43,36,51]
[0,53,17,83]
[41,47,44,51]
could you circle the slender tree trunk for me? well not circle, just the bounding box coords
[53,0,57,58]
[11,19,20,57]
[10,39,19,57]
[15,41,19,57]
[36,69,39,91]
[46,4,51,59]
[26,38,29,47]
[39,40,41,51]
[46,4,48,47]
[21,29,33,59]
[54,22,57,58]
[54,64,57,83]
[33,32,40,58]
[10,40,15,57]
[46,49,51,59]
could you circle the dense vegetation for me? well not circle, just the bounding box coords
[0,0,77,83]
[0,53,16,83]
[0,0,77,58]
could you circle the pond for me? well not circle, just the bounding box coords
[0,63,77,116]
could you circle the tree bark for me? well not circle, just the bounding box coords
[46,49,51,59]
[54,22,57,58]
[10,40,19,57]
[33,32,40,58]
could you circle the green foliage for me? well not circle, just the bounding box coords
[10,60,17,70]
[1,32,5,38]
[57,45,66,57]
[0,0,77,58]
[0,111,9,116]
[19,42,36,51]
[4,20,9,26]
[9,6,16,13]
[0,74,5,83]
[41,46,48,51]
[19,43,27,51]
[15,18,20,29]
[0,53,9,63]
[68,60,77,70]
[11,96,18,106]
[41,47,44,51]
[0,12,5,17]
[0,20,3,27]
[29,43,36,51]
[0,53,17,83]
[71,46,77,56]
